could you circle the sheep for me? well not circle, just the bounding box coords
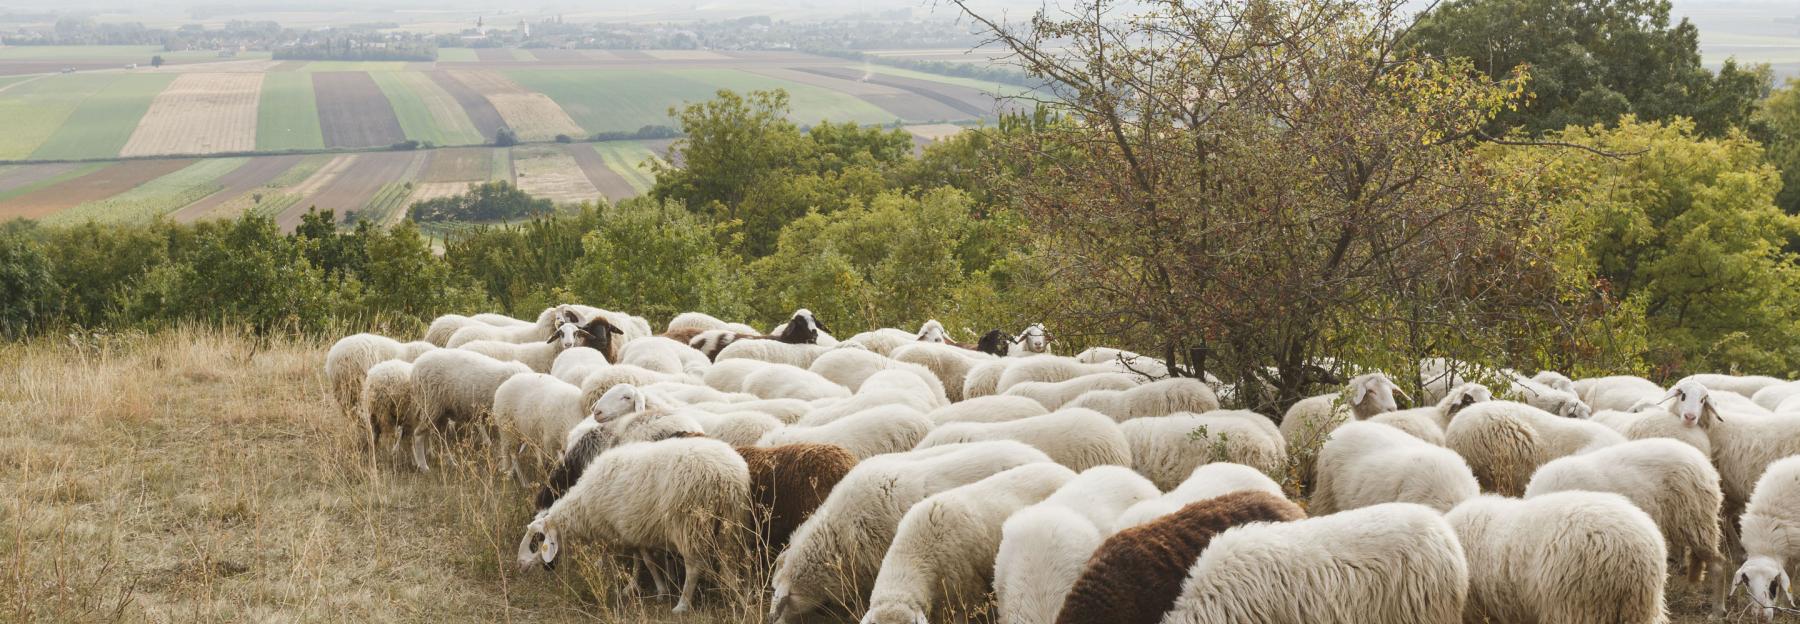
[617,336,710,376]
[688,397,812,425]
[408,349,533,470]
[424,312,532,346]
[703,358,770,393]
[516,437,750,614]
[743,363,853,402]
[1751,381,1800,413]
[994,466,1162,624]
[1578,375,1665,412]
[1446,492,1667,624]
[769,441,1054,623]
[1588,405,1713,459]
[769,308,832,345]
[808,349,949,405]
[797,370,942,426]
[928,395,1050,426]
[1112,462,1287,530]
[550,346,608,385]
[472,312,533,326]
[323,333,436,418]
[1278,373,1403,476]
[1507,375,1592,419]
[688,410,785,446]
[916,408,1132,472]
[734,443,858,554]
[446,306,569,347]
[717,338,830,368]
[1684,373,1789,400]
[1733,455,1800,621]
[1530,370,1576,394]
[1524,438,1723,583]
[1008,323,1053,357]
[1056,490,1305,624]
[1119,411,1286,490]
[974,329,1011,357]
[492,373,587,485]
[1443,400,1625,496]
[1418,356,1486,403]
[665,311,757,336]
[578,364,691,410]
[964,359,1015,399]
[891,341,996,403]
[1064,378,1221,423]
[1075,346,1171,379]
[842,327,922,356]
[530,386,705,516]
[1307,421,1479,516]
[862,463,1076,624]
[1364,382,1492,446]
[358,360,419,466]
[1005,373,1143,411]
[641,381,741,405]
[757,405,932,460]
[1159,502,1469,624]
[458,317,618,373]
[996,357,1129,394]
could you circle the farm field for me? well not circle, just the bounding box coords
[255,71,325,152]
[44,158,247,226]
[370,71,485,147]
[28,73,175,160]
[121,72,264,157]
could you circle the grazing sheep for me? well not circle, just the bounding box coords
[807,350,949,406]
[769,308,832,345]
[996,357,1127,394]
[994,466,1162,624]
[1447,492,1667,624]
[1160,503,1469,624]
[458,318,618,373]
[717,338,830,369]
[735,444,858,554]
[703,358,770,393]
[1008,323,1053,357]
[1309,421,1478,515]
[1278,373,1403,474]
[688,398,812,425]
[641,381,739,405]
[578,364,691,410]
[1006,373,1142,411]
[550,346,608,385]
[914,319,951,344]
[1443,400,1625,496]
[1112,463,1286,530]
[1588,404,1713,457]
[1056,491,1305,624]
[1579,375,1665,412]
[974,329,1010,357]
[446,306,569,347]
[892,341,996,403]
[424,312,532,346]
[862,463,1076,624]
[688,410,785,446]
[1683,373,1788,400]
[516,437,751,614]
[743,363,852,402]
[928,395,1050,426]
[492,373,587,485]
[1733,455,1800,621]
[408,349,533,470]
[1525,438,1723,582]
[964,359,1015,399]
[324,333,436,418]
[1064,378,1221,423]
[618,336,710,377]
[915,408,1132,472]
[769,441,1054,623]
[1120,411,1286,490]
[1507,375,1592,419]
[358,360,419,466]
[1530,370,1576,394]
[1364,382,1492,446]
[1075,347,1172,379]
[472,312,533,326]
[842,328,921,356]
[758,405,932,460]
[665,311,758,337]
[798,370,941,426]
[1751,381,1800,413]
[530,386,705,515]
[1418,357,1492,403]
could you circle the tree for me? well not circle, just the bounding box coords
[1757,79,1800,219]
[952,0,1605,412]
[494,127,518,147]
[568,199,749,324]
[1406,0,1765,137]
[0,231,58,337]
[150,55,164,68]
[651,89,809,223]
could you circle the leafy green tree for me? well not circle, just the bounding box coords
[0,231,58,337]
[351,221,484,326]
[445,206,600,317]
[1757,79,1800,218]
[292,208,370,280]
[127,216,332,334]
[651,89,808,222]
[1407,0,1765,136]
[38,222,174,328]
[408,181,553,223]
[568,198,749,324]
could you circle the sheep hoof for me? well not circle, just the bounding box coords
[671,602,691,614]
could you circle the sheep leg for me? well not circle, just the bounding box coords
[410,427,432,472]
[641,551,672,597]
[673,555,703,613]
[508,445,529,489]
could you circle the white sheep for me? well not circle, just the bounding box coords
[1121,410,1286,490]
[1278,372,1403,477]
[702,358,770,393]
[617,336,710,377]
[686,409,785,446]
[1443,400,1625,496]
[1751,381,1800,413]
[408,349,533,470]
[797,370,941,426]
[665,311,758,336]
[458,319,616,373]
[993,466,1161,624]
[687,397,813,425]
[1064,377,1221,423]
[769,441,1053,623]
[915,408,1132,472]
[1364,382,1492,446]
[891,341,996,403]
[743,363,853,402]
[578,364,692,410]
[1530,370,1576,394]
[517,437,750,614]
[446,306,568,347]
[717,338,830,368]
[807,349,949,406]
[1525,438,1722,583]
[1075,346,1172,378]
[549,346,608,385]
[1683,373,1788,400]
[1113,462,1286,530]
[963,358,1015,399]
[1008,323,1053,357]
[1733,455,1800,621]
[757,405,932,460]
[424,312,530,346]
[841,327,922,356]
[1310,421,1478,516]
[995,356,1126,394]
[1577,375,1665,412]
[1507,375,1592,419]
[927,395,1049,426]
[1446,492,1667,624]
[358,360,419,466]
[323,333,436,418]
[492,373,587,485]
[1161,502,1469,624]
[1004,373,1142,411]
[640,381,741,405]
[1587,406,1713,458]
[861,463,1076,624]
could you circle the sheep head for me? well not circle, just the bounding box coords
[592,384,647,421]
[777,309,828,344]
[975,330,1007,356]
[916,319,949,343]
[1437,383,1493,420]
[1014,323,1051,353]
[1734,555,1791,622]
[1348,372,1401,418]
[1663,380,1721,428]
[860,603,930,624]
[516,517,561,571]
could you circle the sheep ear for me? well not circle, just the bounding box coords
[544,332,560,344]
[1353,379,1374,406]
[632,393,646,414]
[539,523,560,564]
[1659,387,1679,403]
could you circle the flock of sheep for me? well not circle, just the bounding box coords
[321,303,1800,623]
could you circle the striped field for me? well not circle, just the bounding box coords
[256,71,326,152]
[29,73,175,160]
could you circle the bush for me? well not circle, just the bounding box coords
[568,198,750,324]
[407,181,553,223]
[554,134,573,144]
[0,230,58,337]
[494,127,518,147]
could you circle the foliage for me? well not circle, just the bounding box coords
[1757,79,1800,219]
[568,199,751,325]
[0,229,58,337]
[493,127,519,147]
[1406,0,1766,137]
[444,207,601,317]
[123,216,333,334]
[408,181,553,223]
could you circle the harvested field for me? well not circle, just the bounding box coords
[0,159,192,220]
[759,65,967,120]
[45,158,247,226]
[256,71,325,152]
[278,151,425,230]
[404,181,477,205]
[563,142,637,201]
[419,148,492,183]
[370,71,484,146]
[512,145,599,205]
[313,72,407,149]
[168,155,306,222]
[473,48,518,63]
[120,73,264,157]
[447,70,583,141]
[29,73,174,160]
[426,71,507,142]
[799,66,999,119]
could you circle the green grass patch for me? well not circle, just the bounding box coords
[673,68,897,125]
[0,73,128,159]
[0,46,260,64]
[369,71,485,147]
[507,49,534,61]
[865,65,1034,98]
[29,73,175,160]
[45,158,247,225]
[0,162,107,202]
[592,142,657,194]
[256,72,325,151]
[490,147,513,182]
[0,75,33,90]
[299,61,413,72]
[437,48,479,62]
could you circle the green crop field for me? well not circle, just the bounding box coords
[362,181,415,224]
[0,74,127,160]
[490,147,514,182]
[507,69,718,134]
[437,48,479,62]
[867,66,1034,98]
[675,68,898,125]
[370,71,485,147]
[256,71,326,152]
[593,141,658,194]
[29,73,174,161]
[44,157,246,225]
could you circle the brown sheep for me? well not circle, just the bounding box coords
[1055,490,1305,624]
[734,444,858,554]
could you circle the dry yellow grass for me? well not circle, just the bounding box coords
[449,71,584,142]
[512,146,600,205]
[121,73,264,157]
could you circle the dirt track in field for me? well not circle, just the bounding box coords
[447,70,583,142]
[312,72,406,149]
[168,154,304,222]
[0,159,192,220]
[563,143,638,202]
[121,72,263,156]
[277,151,424,230]
[426,71,507,142]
